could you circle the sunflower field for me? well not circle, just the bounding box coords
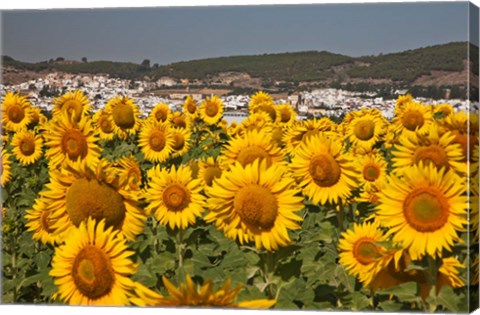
[0,90,478,312]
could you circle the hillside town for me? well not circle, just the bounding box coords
[0,72,475,122]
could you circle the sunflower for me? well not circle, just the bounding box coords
[1,149,12,187]
[471,166,479,241]
[270,125,286,148]
[283,117,337,157]
[344,108,387,150]
[250,100,277,123]
[49,217,139,306]
[53,90,91,122]
[170,111,191,130]
[248,91,274,115]
[376,163,468,260]
[395,94,414,110]
[150,103,171,123]
[112,155,143,191]
[338,222,391,286]
[138,120,174,163]
[392,124,466,175]
[290,134,358,205]
[200,96,224,125]
[237,111,273,137]
[436,257,465,290]
[368,249,431,298]
[44,113,101,172]
[275,103,297,128]
[40,160,146,241]
[198,156,226,187]
[170,127,191,158]
[227,121,241,138]
[205,160,304,251]
[433,103,454,119]
[221,129,285,168]
[392,101,433,138]
[439,111,479,162]
[144,164,205,230]
[93,109,115,141]
[25,198,67,245]
[29,106,48,128]
[183,95,199,118]
[355,152,388,193]
[11,130,43,165]
[1,91,33,132]
[105,96,141,140]
[132,274,275,309]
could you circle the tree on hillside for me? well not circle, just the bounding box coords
[141,59,151,68]
[81,57,88,63]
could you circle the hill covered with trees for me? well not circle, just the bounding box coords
[2,42,478,99]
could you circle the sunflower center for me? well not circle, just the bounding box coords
[127,168,141,189]
[363,164,380,182]
[99,117,114,134]
[354,119,375,141]
[205,103,219,117]
[162,184,190,212]
[353,238,382,265]
[403,187,449,232]
[234,184,278,230]
[20,138,35,156]
[402,110,425,131]
[279,108,292,123]
[72,246,115,300]
[62,129,89,160]
[149,130,167,152]
[64,100,83,121]
[309,153,341,187]
[173,116,187,129]
[172,133,185,151]
[112,103,135,129]
[258,104,277,122]
[187,103,197,114]
[413,145,449,170]
[66,178,126,230]
[7,104,25,123]
[203,166,222,186]
[452,132,474,162]
[236,145,272,167]
[155,109,168,122]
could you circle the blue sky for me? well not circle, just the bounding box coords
[0,1,474,65]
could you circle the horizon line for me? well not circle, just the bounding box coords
[2,40,474,67]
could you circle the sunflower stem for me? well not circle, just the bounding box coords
[427,256,438,290]
[337,204,345,232]
[177,228,185,281]
[11,228,17,302]
[263,251,276,299]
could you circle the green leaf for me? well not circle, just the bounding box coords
[379,300,404,312]
[427,286,461,313]
[334,265,355,292]
[376,282,420,302]
[350,291,371,310]
[34,251,51,270]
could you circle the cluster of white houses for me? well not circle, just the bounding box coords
[0,72,474,121]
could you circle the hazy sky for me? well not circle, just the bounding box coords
[0,1,474,65]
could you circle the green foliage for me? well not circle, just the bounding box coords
[347,42,467,82]
[2,41,473,86]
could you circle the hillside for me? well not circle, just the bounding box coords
[2,42,478,93]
